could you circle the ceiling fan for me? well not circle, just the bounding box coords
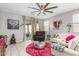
[28,3,58,15]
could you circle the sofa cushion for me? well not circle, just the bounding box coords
[58,33,69,39]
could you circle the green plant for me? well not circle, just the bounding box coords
[0,35,4,39]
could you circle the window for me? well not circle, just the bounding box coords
[29,25,32,34]
[25,25,32,34]
[44,20,49,31]
[72,14,79,32]
[73,14,79,23]
[36,23,39,31]
[25,25,28,34]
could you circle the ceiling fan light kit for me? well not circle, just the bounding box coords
[28,3,58,15]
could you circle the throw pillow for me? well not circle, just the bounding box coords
[65,33,75,43]
[68,37,79,50]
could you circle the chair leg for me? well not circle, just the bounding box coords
[0,47,1,56]
[1,46,5,56]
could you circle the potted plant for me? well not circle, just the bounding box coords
[10,34,16,44]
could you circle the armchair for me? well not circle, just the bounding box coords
[33,31,45,42]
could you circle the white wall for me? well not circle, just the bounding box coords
[49,14,72,35]
[38,20,44,31]
[0,12,24,44]
[47,8,79,37]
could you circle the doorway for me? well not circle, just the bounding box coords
[25,24,32,40]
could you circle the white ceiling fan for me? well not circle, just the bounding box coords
[28,3,58,15]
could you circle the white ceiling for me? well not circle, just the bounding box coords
[0,3,79,19]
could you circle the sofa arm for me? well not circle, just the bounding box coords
[64,47,79,56]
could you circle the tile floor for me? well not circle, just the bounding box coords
[5,40,70,56]
[5,40,32,56]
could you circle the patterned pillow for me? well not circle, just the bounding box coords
[75,43,79,51]
[68,37,79,50]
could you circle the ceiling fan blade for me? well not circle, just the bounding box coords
[37,12,41,15]
[43,12,46,15]
[31,11,39,15]
[28,7,40,10]
[45,6,58,10]
[43,3,50,9]
[31,11,39,13]
[45,11,53,13]
[37,3,41,9]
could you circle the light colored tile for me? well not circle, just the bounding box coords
[5,40,32,56]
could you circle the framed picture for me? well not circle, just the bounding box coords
[7,19,19,29]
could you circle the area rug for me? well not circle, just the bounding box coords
[26,42,51,56]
